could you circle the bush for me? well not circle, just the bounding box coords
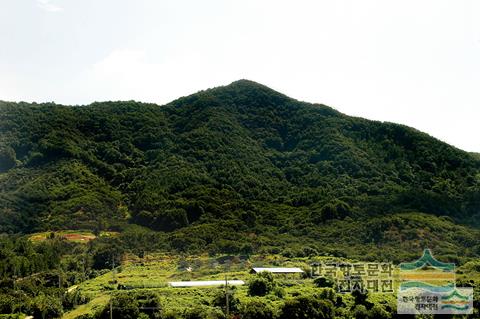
[279,295,334,319]
[247,272,276,296]
[99,293,139,319]
[0,145,16,172]
[161,311,180,319]
[240,299,275,319]
[212,287,239,314]
[351,289,372,308]
[369,305,391,319]
[272,286,285,298]
[91,239,124,270]
[318,288,336,302]
[137,291,162,318]
[352,305,369,319]
[30,294,64,319]
[183,307,205,319]
[313,277,335,288]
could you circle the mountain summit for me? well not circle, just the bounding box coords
[0,81,479,259]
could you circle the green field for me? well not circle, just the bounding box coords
[66,254,328,317]
[0,231,478,318]
[61,254,403,318]
[29,230,119,243]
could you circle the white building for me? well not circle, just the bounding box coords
[168,280,245,287]
[251,267,304,274]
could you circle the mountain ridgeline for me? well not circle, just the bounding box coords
[1,80,479,261]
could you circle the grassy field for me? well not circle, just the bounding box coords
[29,230,119,243]
[62,253,401,318]
[61,252,480,318]
[62,294,110,319]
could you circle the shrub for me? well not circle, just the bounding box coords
[352,305,369,319]
[240,299,275,319]
[183,307,205,319]
[30,294,64,319]
[99,293,139,319]
[279,295,334,319]
[212,287,239,314]
[313,277,335,288]
[161,311,180,319]
[272,286,286,298]
[369,305,391,319]
[247,272,275,296]
[0,146,16,172]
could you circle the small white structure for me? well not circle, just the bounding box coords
[251,267,304,274]
[168,280,245,287]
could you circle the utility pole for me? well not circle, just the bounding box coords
[11,263,18,314]
[12,264,17,292]
[225,274,229,318]
[112,257,116,285]
[59,269,63,303]
[110,256,115,319]
[82,254,87,281]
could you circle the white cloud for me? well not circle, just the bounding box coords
[36,0,63,12]
[83,48,245,104]
[3,0,479,151]
[85,49,183,102]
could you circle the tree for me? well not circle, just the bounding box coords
[369,305,391,319]
[31,293,63,319]
[183,307,205,319]
[352,305,369,319]
[0,145,16,172]
[247,272,275,296]
[313,277,335,288]
[212,287,239,314]
[99,293,139,319]
[279,295,334,319]
[91,239,124,270]
[352,289,372,308]
[240,299,275,319]
[136,291,162,319]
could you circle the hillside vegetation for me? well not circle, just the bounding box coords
[1,80,480,318]
[0,80,479,260]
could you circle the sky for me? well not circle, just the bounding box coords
[1,0,479,152]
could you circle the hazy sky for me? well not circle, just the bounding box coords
[1,0,479,152]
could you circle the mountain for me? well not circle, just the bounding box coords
[1,80,479,261]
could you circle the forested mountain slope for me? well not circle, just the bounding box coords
[1,80,479,260]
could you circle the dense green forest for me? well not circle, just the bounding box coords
[0,80,479,317]
[1,80,479,252]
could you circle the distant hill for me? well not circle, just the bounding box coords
[1,80,479,260]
